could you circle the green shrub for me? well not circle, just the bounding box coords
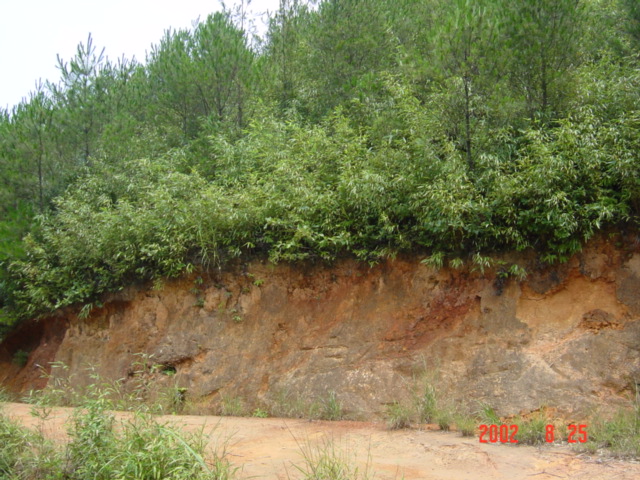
[0,414,32,477]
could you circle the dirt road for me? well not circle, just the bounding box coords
[4,402,638,480]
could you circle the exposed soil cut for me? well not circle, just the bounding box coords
[3,237,639,420]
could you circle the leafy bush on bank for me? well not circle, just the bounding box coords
[6,100,639,320]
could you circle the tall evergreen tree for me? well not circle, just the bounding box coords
[192,11,255,128]
[430,0,500,171]
[500,0,585,119]
[52,34,110,164]
[301,0,396,119]
[266,0,310,110]
[147,12,255,137]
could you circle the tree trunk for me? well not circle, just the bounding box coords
[463,76,474,172]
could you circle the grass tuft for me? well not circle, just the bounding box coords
[579,400,640,458]
[415,382,438,424]
[0,393,236,479]
[386,401,412,430]
[319,391,344,421]
[454,413,477,437]
[290,437,373,480]
[512,412,550,445]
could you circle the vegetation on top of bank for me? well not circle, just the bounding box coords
[1,0,640,325]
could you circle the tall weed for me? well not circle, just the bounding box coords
[290,437,373,480]
[2,389,235,479]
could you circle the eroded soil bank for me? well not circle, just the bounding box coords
[1,235,640,418]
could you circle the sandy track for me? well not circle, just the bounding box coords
[3,402,638,480]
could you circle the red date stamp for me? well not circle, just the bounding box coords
[478,424,519,443]
[478,424,588,444]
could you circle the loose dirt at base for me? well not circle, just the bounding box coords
[4,402,638,480]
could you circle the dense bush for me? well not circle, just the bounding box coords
[1,0,639,323]
[7,101,638,318]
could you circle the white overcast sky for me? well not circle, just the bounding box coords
[0,0,281,111]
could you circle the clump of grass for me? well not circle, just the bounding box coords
[454,413,477,437]
[252,407,269,418]
[386,401,412,430]
[66,401,118,478]
[435,408,454,432]
[0,415,62,479]
[0,388,236,480]
[0,387,13,404]
[477,403,501,426]
[415,382,438,424]
[181,395,216,416]
[268,389,295,418]
[114,414,232,480]
[384,377,478,435]
[290,437,372,480]
[411,378,462,433]
[512,411,552,445]
[580,402,640,458]
[24,357,188,415]
[0,414,35,476]
[319,391,343,421]
[220,395,246,417]
[268,389,316,419]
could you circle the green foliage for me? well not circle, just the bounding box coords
[1,0,640,323]
[252,407,269,418]
[415,382,439,424]
[291,437,373,480]
[499,0,586,118]
[621,0,640,48]
[385,401,413,430]
[11,349,29,367]
[219,395,246,417]
[3,363,235,480]
[581,395,640,458]
[0,400,234,480]
[0,414,34,476]
[512,412,551,445]
[147,11,255,137]
[320,391,344,421]
[454,413,477,437]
